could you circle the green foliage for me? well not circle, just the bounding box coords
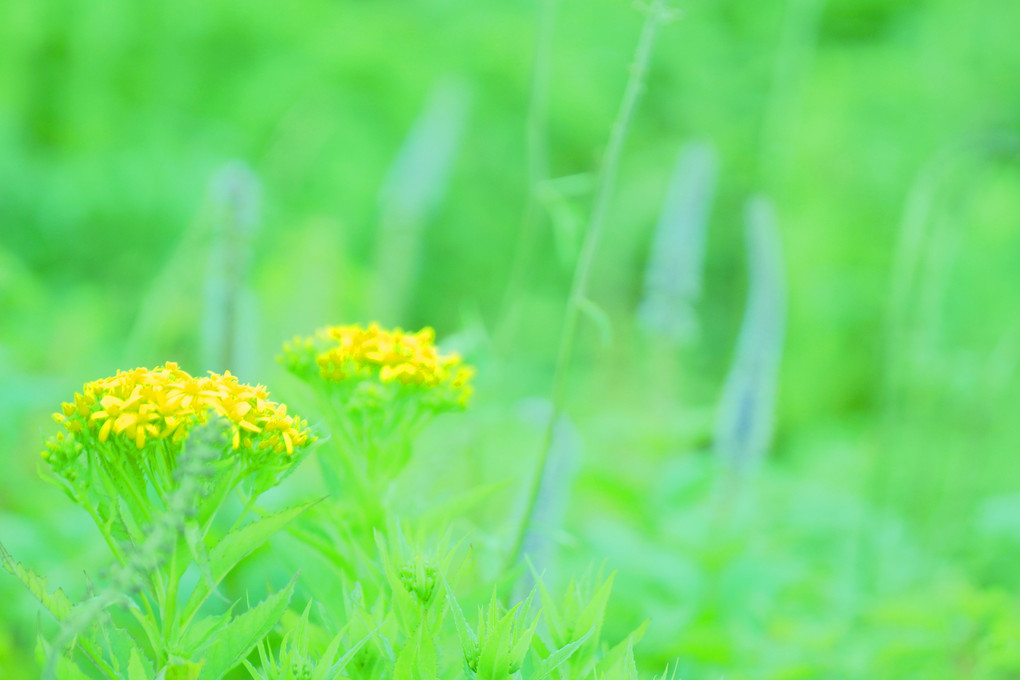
[3,0,1020,678]
[199,579,297,679]
[0,542,74,623]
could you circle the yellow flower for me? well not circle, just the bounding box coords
[281,323,474,410]
[44,364,313,472]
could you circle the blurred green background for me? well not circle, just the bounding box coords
[3,0,1020,677]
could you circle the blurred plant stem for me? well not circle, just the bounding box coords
[869,133,1020,580]
[757,0,824,193]
[371,80,468,326]
[495,0,558,351]
[507,0,674,571]
[203,161,261,377]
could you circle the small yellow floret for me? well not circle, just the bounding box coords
[47,364,313,462]
[284,323,474,409]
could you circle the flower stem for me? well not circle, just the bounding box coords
[507,0,672,568]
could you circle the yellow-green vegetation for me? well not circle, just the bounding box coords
[3,0,1020,678]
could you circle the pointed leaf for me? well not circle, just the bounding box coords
[198,578,296,679]
[598,620,649,675]
[182,500,316,624]
[2,541,73,622]
[127,648,152,680]
[165,660,205,680]
[532,624,596,680]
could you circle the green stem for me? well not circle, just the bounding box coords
[496,0,558,349]
[76,639,120,680]
[129,602,165,666]
[163,543,180,644]
[507,0,671,569]
[85,504,127,567]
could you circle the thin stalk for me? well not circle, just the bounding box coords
[163,545,179,644]
[507,0,672,568]
[756,0,824,192]
[496,0,558,348]
[85,505,127,567]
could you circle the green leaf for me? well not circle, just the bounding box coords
[181,500,316,625]
[178,608,234,658]
[100,619,147,676]
[578,296,613,347]
[197,577,296,679]
[477,604,519,680]
[165,659,205,680]
[531,624,596,680]
[573,572,614,643]
[602,639,638,680]
[443,575,477,654]
[313,626,378,680]
[35,633,89,680]
[393,624,437,680]
[597,620,649,675]
[528,563,566,648]
[127,648,153,680]
[54,657,91,680]
[1,541,73,622]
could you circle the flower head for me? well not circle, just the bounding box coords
[43,363,313,500]
[280,324,474,411]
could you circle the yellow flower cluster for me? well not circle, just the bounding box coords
[282,324,474,408]
[47,363,312,461]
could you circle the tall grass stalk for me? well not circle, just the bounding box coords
[122,164,255,366]
[508,0,674,569]
[713,197,786,483]
[756,0,825,191]
[203,161,261,377]
[372,80,469,325]
[884,134,1020,424]
[513,407,581,601]
[875,133,1020,560]
[496,0,559,350]
[638,140,718,345]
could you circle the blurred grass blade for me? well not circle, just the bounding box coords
[372,79,471,324]
[508,0,674,571]
[202,160,261,377]
[713,196,786,474]
[638,140,718,345]
[515,407,581,600]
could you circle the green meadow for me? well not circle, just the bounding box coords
[2,0,1020,677]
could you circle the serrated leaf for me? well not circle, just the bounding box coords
[313,626,377,680]
[128,648,153,680]
[35,633,90,680]
[101,620,144,675]
[393,624,436,680]
[443,576,477,652]
[528,563,566,649]
[178,608,233,658]
[532,624,596,680]
[165,659,205,680]
[603,639,638,680]
[54,656,91,680]
[477,605,519,680]
[598,620,649,675]
[573,573,614,647]
[181,500,316,625]
[197,578,296,679]
[1,541,74,622]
